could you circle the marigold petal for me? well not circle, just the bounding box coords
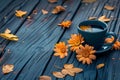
[54,53,60,56]
[82,59,86,64]
[89,55,96,60]
[85,58,92,64]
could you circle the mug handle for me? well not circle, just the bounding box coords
[104,32,117,46]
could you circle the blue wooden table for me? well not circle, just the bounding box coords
[0,0,120,80]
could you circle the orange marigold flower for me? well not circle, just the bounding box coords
[113,40,120,50]
[58,20,72,28]
[68,34,84,52]
[15,10,27,18]
[52,6,65,14]
[76,44,96,64]
[54,42,68,58]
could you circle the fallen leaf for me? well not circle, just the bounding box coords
[39,75,51,80]
[27,16,31,19]
[58,20,72,28]
[105,37,120,50]
[98,15,110,22]
[104,5,115,11]
[105,36,114,43]
[15,10,27,18]
[52,6,65,14]
[4,28,11,34]
[42,9,48,15]
[52,72,65,78]
[33,10,38,14]
[88,17,97,20]
[48,0,57,3]
[96,63,105,69]
[0,33,19,41]
[2,64,14,74]
[112,40,120,50]
[82,0,96,3]
[64,64,74,69]
[62,64,83,76]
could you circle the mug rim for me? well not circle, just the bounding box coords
[77,20,108,34]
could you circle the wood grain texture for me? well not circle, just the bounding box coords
[0,0,120,80]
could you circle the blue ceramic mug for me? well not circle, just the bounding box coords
[77,20,117,53]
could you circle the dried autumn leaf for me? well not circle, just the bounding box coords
[4,28,11,34]
[52,6,65,14]
[82,0,96,3]
[61,64,83,76]
[113,40,120,50]
[15,10,27,18]
[42,9,48,15]
[105,37,120,50]
[0,33,19,41]
[52,72,65,78]
[64,64,74,69]
[2,64,14,74]
[96,63,105,69]
[61,69,75,76]
[104,5,115,11]
[39,75,51,80]
[105,36,114,43]
[88,17,97,20]
[48,0,57,3]
[98,15,110,22]
[58,20,72,28]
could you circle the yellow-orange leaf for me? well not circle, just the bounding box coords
[52,72,65,78]
[82,0,96,3]
[105,36,114,43]
[98,15,110,22]
[105,37,120,50]
[2,64,14,74]
[104,5,115,11]
[39,75,51,80]
[96,63,105,69]
[62,64,83,76]
[15,10,27,18]
[88,17,97,20]
[0,33,19,41]
[113,40,120,50]
[52,6,65,14]
[4,28,11,34]
[64,64,74,69]
[41,9,48,15]
[48,0,57,3]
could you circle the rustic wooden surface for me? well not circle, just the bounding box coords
[0,0,120,80]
